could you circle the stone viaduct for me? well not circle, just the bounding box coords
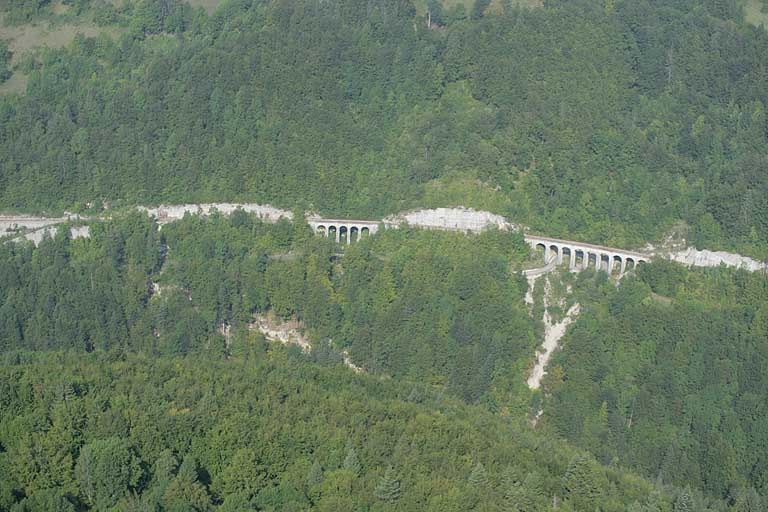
[306,216,651,274]
[306,218,382,244]
[525,235,649,274]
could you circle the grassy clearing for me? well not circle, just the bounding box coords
[509,0,543,7]
[744,0,768,28]
[0,21,119,65]
[186,0,224,14]
[51,0,71,16]
[422,173,513,215]
[649,292,673,305]
[0,10,123,94]
[414,0,542,17]
[0,72,27,95]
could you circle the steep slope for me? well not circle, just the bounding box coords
[543,263,768,505]
[0,212,686,511]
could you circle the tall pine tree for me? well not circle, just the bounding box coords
[374,466,401,502]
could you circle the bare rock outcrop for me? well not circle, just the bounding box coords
[140,203,293,224]
[385,207,514,233]
[666,248,766,272]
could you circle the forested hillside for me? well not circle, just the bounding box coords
[1,212,764,510]
[2,0,768,510]
[0,211,533,404]
[0,348,679,511]
[1,0,767,257]
[0,212,696,511]
[542,263,768,507]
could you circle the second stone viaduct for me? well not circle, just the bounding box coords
[525,235,649,274]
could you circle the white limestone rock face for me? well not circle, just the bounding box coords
[386,207,513,233]
[140,203,294,224]
[20,226,90,246]
[21,226,58,245]
[70,226,91,240]
[0,215,70,233]
[668,248,767,272]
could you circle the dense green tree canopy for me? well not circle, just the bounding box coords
[0,210,682,509]
[544,262,768,503]
[0,193,763,511]
[2,0,768,508]
[0,0,767,257]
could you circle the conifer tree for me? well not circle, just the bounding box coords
[469,462,489,489]
[374,466,401,502]
[343,443,362,476]
[75,437,142,510]
[563,455,601,510]
[406,386,422,403]
[644,489,666,512]
[502,467,521,509]
[733,487,764,512]
[160,456,211,511]
[673,489,693,512]
[307,460,324,487]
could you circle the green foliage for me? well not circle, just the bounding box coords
[636,259,687,296]
[562,455,604,510]
[0,212,751,510]
[0,40,10,83]
[0,0,767,257]
[161,456,212,511]
[307,460,324,487]
[733,487,764,512]
[335,227,532,403]
[0,212,671,509]
[374,466,401,502]
[342,443,362,476]
[0,346,678,510]
[75,437,142,509]
[9,489,76,512]
[502,468,546,512]
[468,462,489,488]
[546,263,768,502]
[0,0,51,23]
[128,0,193,35]
[673,489,694,512]
[5,3,768,502]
